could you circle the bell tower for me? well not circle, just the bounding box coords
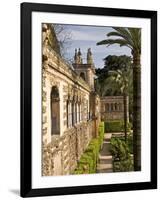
[73,48,95,90]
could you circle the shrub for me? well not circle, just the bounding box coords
[115,134,133,154]
[127,134,133,153]
[73,122,105,175]
[79,154,95,173]
[105,120,131,133]
[110,137,133,172]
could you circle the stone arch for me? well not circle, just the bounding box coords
[119,103,122,111]
[86,99,89,120]
[80,72,86,81]
[115,103,117,111]
[74,96,78,124]
[111,103,114,111]
[72,96,75,126]
[105,103,109,112]
[66,99,69,128]
[51,86,60,136]
[117,103,119,111]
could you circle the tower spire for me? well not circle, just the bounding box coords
[78,48,83,64]
[74,48,78,64]
[87,48,93,64]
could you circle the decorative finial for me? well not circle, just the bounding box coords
[77,48,82,64]
[87,48,93,64]
[78,48,82,56]
[74,48,78,64]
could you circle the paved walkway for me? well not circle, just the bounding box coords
[97,133,113,173]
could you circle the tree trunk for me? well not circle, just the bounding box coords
[123,93,127,142]
[133,53,141,171]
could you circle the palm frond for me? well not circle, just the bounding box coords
[107,29,133,48]
[97,39,132,50]
[96,40,110,45]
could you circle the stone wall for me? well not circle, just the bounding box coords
[42,121,94,176]
[42,24,100,176]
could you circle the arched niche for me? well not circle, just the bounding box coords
[80,72,86,81]
[119,103,122,111]
[105,103,109,112]
[111,103,114,111]
[115,103,118,111]
[50,86,60,136]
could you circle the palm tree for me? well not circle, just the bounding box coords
[97,27,141,171]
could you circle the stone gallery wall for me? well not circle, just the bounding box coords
[42,121,94,176]
[42,24,100,176]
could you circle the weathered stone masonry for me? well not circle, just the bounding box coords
[42,24,100,176]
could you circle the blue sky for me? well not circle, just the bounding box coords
[57,24,131,68]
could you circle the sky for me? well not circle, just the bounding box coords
[56,24,131,69]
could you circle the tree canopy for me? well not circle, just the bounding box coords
[95,55,132,96]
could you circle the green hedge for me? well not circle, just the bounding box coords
[98,121,105,148]
[73,122,104,175]
[105,120,131,133]
[110,137,133,172]
[116,134,133,154]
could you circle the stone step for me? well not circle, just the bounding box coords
[99,155,112,159]
[99,159,112,164]
[97,163,113,170]
[111,132,125,137]
[97,168,113,173]
[104,133,112,140]
[100,143,111,156]
[98,155,112,164]
[103,141,110,144]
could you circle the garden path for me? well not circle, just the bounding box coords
[97,133,113,173]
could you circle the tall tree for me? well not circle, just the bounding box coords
[97,27,141,171]
[106,68,133,142]
[104,55,132,71]
[52,24,73,61]
[95,55,133,117]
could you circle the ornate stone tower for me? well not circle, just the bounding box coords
[73,48,95,90]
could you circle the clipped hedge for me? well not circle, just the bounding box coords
[110,137,133,172]
[98,121,105,148]
[105,120,131,133]
[116,134,133,154]
[73,122,104,175]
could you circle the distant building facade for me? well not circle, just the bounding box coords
[100,96,129,122]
